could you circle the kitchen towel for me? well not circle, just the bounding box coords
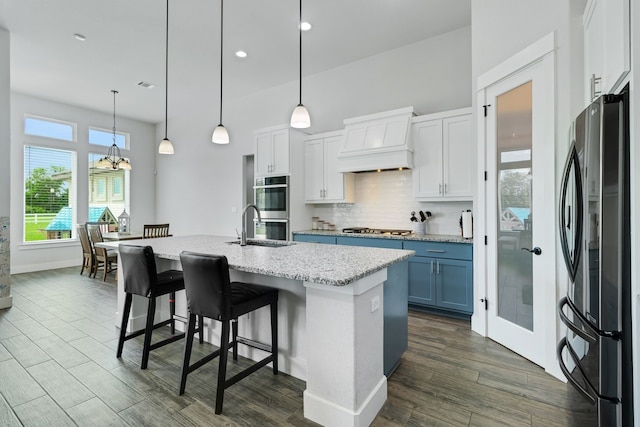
[461,211,473,238]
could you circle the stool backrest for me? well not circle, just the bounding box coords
[180,251,232,320]
[119,245,158,297]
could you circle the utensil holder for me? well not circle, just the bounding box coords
[412,222,426,235]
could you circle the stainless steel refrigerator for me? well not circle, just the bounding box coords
[557,87,632,426]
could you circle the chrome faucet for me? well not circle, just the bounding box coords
[241,204,261,246]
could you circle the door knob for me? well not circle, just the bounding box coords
[521,247,542,255]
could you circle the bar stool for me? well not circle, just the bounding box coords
[178,251,278,414]
[116,244,203,369]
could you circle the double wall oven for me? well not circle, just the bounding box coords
[254,175,289,240]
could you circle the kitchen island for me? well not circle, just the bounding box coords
[98,235,414,427]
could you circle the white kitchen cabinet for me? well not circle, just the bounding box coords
[583,0,630,102]
[255,126,290,177]
[305,131,354,203]
[412,108,473,201]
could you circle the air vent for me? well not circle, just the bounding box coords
[137,81,155,89]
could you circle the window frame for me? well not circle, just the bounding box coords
[24,114,77,142]
[88,126,130,150]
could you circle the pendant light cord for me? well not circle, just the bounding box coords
[298,0,302,105]
[164,0,169,139]
[219,0,224,125]
[112,89,118,143]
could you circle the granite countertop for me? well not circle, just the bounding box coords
[97,235,414,287]
[293,229,472,244]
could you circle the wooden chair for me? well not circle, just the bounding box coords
[178,251,278,414]
[87,223,117,281]
[86,221,110,234]
[77,224,94,276]
[143,223,170,238]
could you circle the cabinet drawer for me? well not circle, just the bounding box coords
[336,236,403,249]
[403,241,472,260]
[293,234,336,244]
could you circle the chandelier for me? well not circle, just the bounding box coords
[97,90,132,170]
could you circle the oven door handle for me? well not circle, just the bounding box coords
[558,297,598,344]
[253,218,288,223]
[556,337,597,405]
[253,184,289,190]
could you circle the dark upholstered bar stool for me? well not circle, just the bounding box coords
[178,251,279,414]
[117,245,203,369]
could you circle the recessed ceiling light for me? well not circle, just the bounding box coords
[73,33,86,42]
[235,51,248,58]
[300,22,312,31]
[137,81,155,89]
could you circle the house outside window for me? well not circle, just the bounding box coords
[89,153,130,230]
[24,146,76,242]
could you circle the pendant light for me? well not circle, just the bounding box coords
[212,0,230,144]
[97,90,132,170]
[159,0,174,154]
[290,0,310,129]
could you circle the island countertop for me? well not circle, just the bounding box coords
[97,234,414,286]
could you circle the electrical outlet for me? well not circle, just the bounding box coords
[370,296,380,312]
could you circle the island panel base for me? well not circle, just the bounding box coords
[303,376,387,427]
[303,269,387,427]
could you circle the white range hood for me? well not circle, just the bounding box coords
[337,106,415,173]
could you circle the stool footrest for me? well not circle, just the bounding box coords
[236,336,272,353]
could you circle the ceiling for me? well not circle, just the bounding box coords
[0,0,471,124]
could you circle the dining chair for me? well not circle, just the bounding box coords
[77,224,94,276]
[178,251,279,414]
[143,223,170,238]
[87,221,110,234]
[87,223,117,281]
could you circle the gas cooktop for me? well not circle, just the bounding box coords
[342,227,413,236]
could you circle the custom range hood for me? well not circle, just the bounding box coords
[337,106,415,173]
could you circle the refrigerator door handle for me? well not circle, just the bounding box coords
[557,337,597,405]
[558,297,598,344]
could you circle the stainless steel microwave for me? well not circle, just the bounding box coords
[254,175,289,220]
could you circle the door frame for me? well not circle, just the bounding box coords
[473,32,561,378]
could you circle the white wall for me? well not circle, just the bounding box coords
[155,26,472,237]
[0,29,9,213]
[10,93,157,273]
[0,28,11,308]
[470,0,586,380]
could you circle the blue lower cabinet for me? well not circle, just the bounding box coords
[405,241,473,316]
[408,257,435,307]
[435,258,473,313]
[293,234,337,244]
[336,236,403,249]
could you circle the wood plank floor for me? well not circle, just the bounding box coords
[0,267,596,426]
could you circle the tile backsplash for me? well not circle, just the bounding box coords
[309,170,473,236]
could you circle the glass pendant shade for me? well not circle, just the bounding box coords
[96,157,113,169]
[290,104,311,128]
[212,124,229,144]
[118,159,132,170]
[159,137,174,154]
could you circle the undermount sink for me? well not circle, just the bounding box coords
[226,239,296,248]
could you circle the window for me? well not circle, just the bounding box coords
[89,153,129,228]
[24,115,75,141]
[89,127,127,149]
[24,146,76,242]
